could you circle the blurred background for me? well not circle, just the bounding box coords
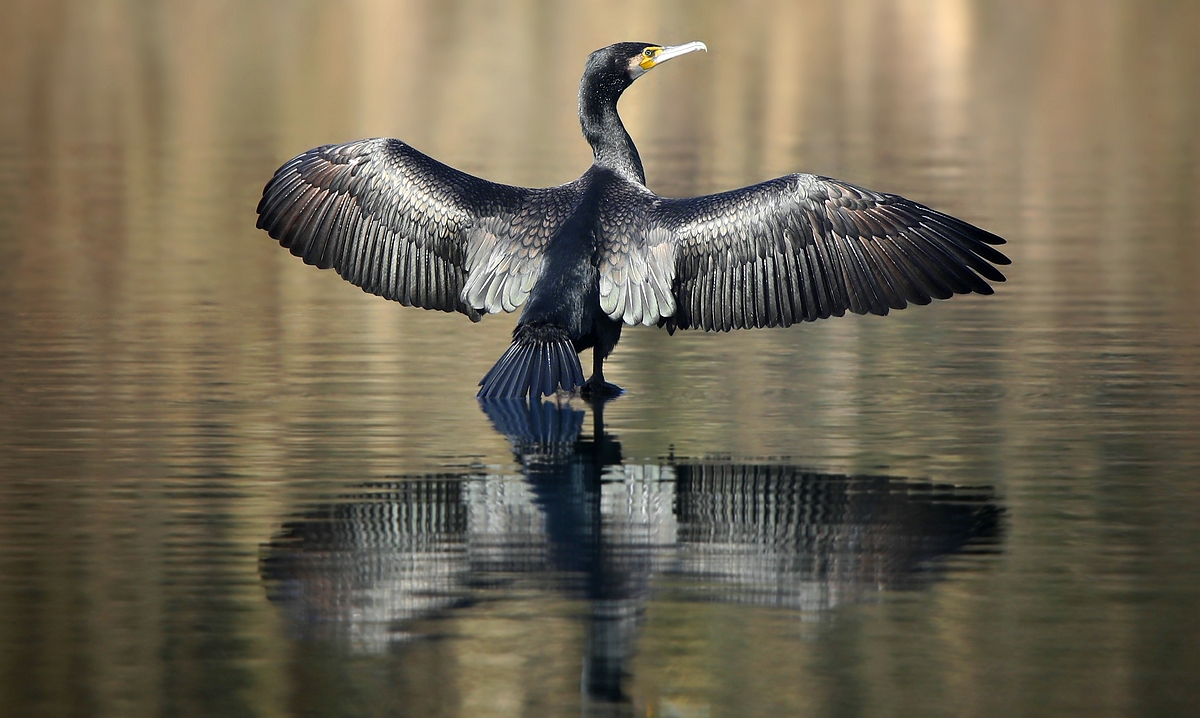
[0,1,1197,716]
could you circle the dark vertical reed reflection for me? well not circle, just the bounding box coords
[261,400,1003,712]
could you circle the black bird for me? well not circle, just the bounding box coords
[256,41,1009,399]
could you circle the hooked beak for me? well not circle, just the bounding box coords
[640,41,708,71]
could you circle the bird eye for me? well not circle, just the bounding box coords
[643,48,654,58]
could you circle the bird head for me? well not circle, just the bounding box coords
[583,41,708,92]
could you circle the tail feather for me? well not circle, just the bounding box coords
[478,324,585,398]
[528,345,544,398]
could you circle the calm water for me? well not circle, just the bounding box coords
[2,1,1198,716]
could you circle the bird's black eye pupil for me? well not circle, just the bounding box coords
[644,49,653,57]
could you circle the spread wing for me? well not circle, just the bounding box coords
[599,174,1009,331]
[256,138,574,320]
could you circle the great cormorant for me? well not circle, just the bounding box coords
[256,41,1009,399]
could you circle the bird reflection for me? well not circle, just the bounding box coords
[261,399,1002,709]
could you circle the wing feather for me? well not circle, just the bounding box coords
[256,138,568,320]
[630,174,1008,332]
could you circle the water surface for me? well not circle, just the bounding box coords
[1,1,1198,717]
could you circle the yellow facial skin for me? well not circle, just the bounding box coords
[637,47,663,71]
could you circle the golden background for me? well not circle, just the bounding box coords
[1,1,1198,716]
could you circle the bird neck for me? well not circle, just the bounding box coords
[579,80,646,185]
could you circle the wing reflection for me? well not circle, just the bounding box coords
[262,398,1002,706]
[673,465,1000,608]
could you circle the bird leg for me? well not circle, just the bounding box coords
[580,349,623,400]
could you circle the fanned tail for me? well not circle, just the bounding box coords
[477,324,585,399]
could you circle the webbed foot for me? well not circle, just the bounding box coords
[580,377,624,401]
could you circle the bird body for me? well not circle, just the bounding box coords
[256,42,1009,399]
